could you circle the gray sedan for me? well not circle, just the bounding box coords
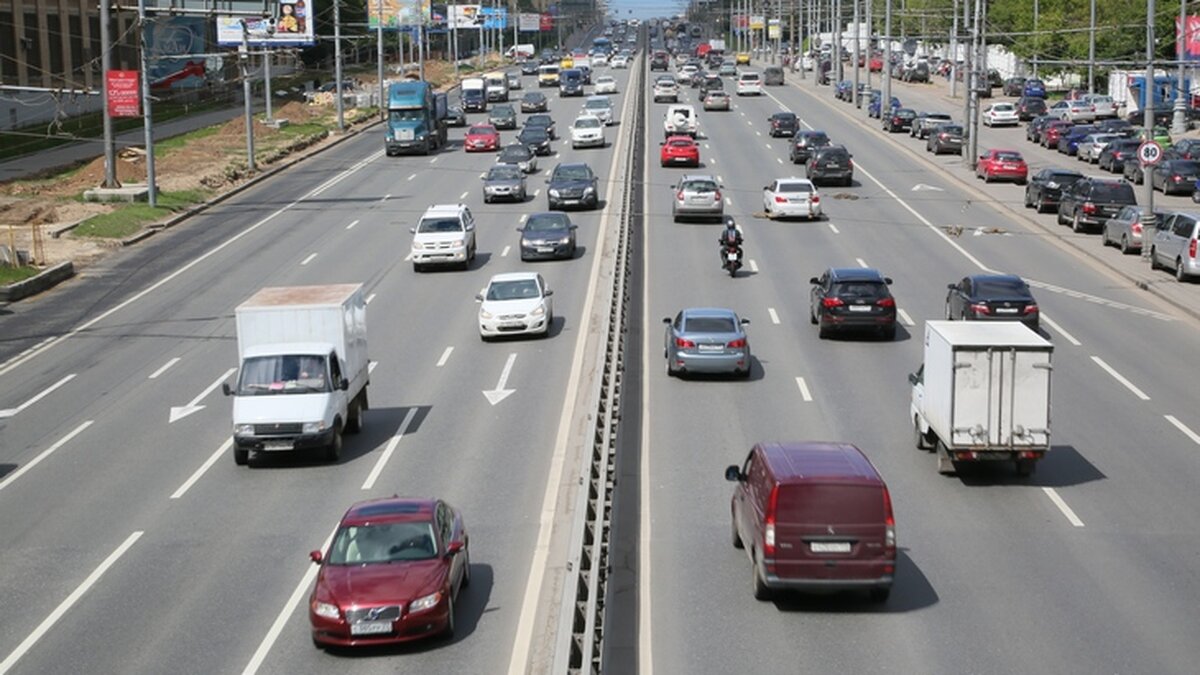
[497,143,538,174]
[517,212,577,260]
[1103,205,1162,254]
[663,308,751,378]
[482,164,527,203]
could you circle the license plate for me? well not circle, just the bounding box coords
[697,344,723,352]
[848,305,871,312]
[826,163,840,168]
[810,541,851,553]
[726,252,738,261]
[263,441,292,451]
[350,621,393,636]
[537,246,555,253]
[996,307,1019,314]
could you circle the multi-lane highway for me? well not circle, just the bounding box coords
[3,30,1200,675]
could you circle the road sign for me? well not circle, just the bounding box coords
[106,70,140,118]
[1138,140,1164,166]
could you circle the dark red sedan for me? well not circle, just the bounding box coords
[975,149,1029,184]
[308,497,470,647]
[464,124,500,152]
[1040,121,1072,149]
[660,135,700,167]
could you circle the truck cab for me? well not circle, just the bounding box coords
[484,71,510,102]
[385,81,448,156]
[461,77,487,112]
[537,64,561,88]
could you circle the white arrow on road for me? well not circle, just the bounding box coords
[169,368,236,423]
[482,353,517,406]
[911,183,945,192]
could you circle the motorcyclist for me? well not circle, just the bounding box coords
[718,219,743,265]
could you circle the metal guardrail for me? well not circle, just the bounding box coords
[551,43,645,675]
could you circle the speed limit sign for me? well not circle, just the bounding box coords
[1138,141,1164,166]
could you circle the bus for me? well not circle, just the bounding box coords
[592,37,613,55]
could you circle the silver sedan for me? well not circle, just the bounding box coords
[1102,205,1162,255]
[663,308,751,378]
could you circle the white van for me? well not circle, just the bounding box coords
[506,43,535,60]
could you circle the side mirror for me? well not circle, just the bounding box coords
[569,225,578,230]
[446,541,465,557]
[222,382,233,396]
[885,277,894,285]
[908,373,919,386]
[724,465,743,482]
[516,227,524,232]
[409,227,416,234]
[809,276,820,284]
[544,289,553,296]
[309,550,323,564]
[339,378,350,391]
[948,283,957,290]
[741,318,750,325]
[545,179,551,184]
[476,292,484,302]
[662,317,671,324]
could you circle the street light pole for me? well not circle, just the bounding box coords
[852,0,861,107]
[376,0,384,119]
[882,0,891,115]
[1173,0,1188,135]
[239,22,256,174]
[137,0,157,205]
[1143,0,1158,261]
[1088,0,1096,94]
[100,0,118,188]
[333,0,344,131]
[949,0,957,98]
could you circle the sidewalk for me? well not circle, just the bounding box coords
[777,62,1200,321]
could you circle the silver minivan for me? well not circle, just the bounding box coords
[1150,212,1200,281]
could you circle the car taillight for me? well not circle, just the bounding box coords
[676,191,684,200]
[811,195,820,203]
[727,338,747,348]
[848,158,854,167]
[1024,304,1039,315]
[939,133,949,139]
[1082,202,1097,214]
[1132,223,1142,234]
[713,190,721,201]
[882,487,896,553]
[775,195,788,203]
[763,485,779,557]
[1190,238,1198,258]
[877,297,895,308]
[822,297,845,308]
[970,302,991,315]
[1174,175,1182,181]
[675,337,695,348]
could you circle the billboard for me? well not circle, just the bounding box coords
[216,0,315,46]
[519,12,539,32]
[449,4,484,29]
[767,18,780,40]
[1177,16,1200,61]
[750,15,764,30]
[480,6,507,29]
[146,15,207,89]
[540,13,553,31]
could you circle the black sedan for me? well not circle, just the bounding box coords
[517,126,553,156]
[1025,115,1056,143]
[1098,139,1141,172]
[926,124,964,154]
[1151,159,1200,195]
[768,112,799,137]
[945,274,1040,331]
[882,107,917,132]
[488,104,518,130]
[1024,168,1084,213]
[520,91,549,113]
[809,267,897,340]
[1015,96,1047,121]
[517,212,578,260]
[524,113,556,139]
[789,130,832,164]
[443,105,468,127]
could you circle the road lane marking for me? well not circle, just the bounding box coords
[170,438,232,500]
[768,307,780,324]
[519,214,528,223]
[828,222,840,234]
[856,257,868,268]
[776,157,783,164]
[748,259,759,272]
[380,193,390,203]
[795,377,813,401]
[710,158,717,165]
[1043,488,1085,527]
[640,87,656,675]
[299,253,317,266]
[407,173,416,181]
[898,308,915,326]
[1164,415,1200,446]
[544,169,552,176]
[1040,313,1081,346]
[368,361,378,374]
[436,347,454,367]
[169,367,236,423]
[361,407,418,490]
[149,357,181,379]
[0,531,143,674]
[430,156,439,163]
[0,374,76,419]
[724,197,732,205]
[534,189,541,197]
[502,245,511,257]
[0,420,93,493]
[1090,356,1150,400]
[241,528,337,675]
[460,191,469,200]
[1024,279,1173,322]
[345,219,359,230]
[365,293,377,304]
[717,175,724,183]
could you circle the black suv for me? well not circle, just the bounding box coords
[901,62,929,83]
[809,267,897,340]
[805,145,854,187]
[651,52,670,71]
[882,108,917,132]
[546,162,599,210]
[768,112,799,137]
[1024,168,1084,213]
[1056,177,1138,233]
[789,130,832,164]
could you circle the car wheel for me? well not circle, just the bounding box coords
[664,356,675,377]
[1056,207,1067,225]
[914,416,931,451]
[325,426,342,463]
[1037,195,1049,213]
[882,325,897,340]
[1015,458,1037,477]
[233,447,249,466]
[1120,235,1133,254]
[483,194,491,204]
[1023,190,1032,208]
[345,397,364,434]
[731,513,744,549]
[442,594,456,639]
[810,306,819,325]
[1072,212,1085,233]
[945,303,954,320]
[818,323,830,339]
[461,550,472,588]
[751,553,772,601]
[1150,247,1161,270]
[1177,259,1190,282]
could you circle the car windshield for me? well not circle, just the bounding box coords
[489,166,522,179]
[683,179,717,192]
[1169,161,1200,173]
[684,316,737,333]
[832,281,887,298]
[524,93,543,101]
[237,354,330,395]
[941,126,964,135]
[976,279,1029,297]
[327,522,439,564]
[995,152,1023,161]
[417,217,464,233]
[527,115,551,126]
[468,126,494,136]
[389,109,425,122]
[500,146,530,160]
[493,106,514,116]
[554,166,592,181]
[777,182,813,193]
[525,214,570,231]
[586,100,610,110]
[669,140,693,147]
[487,279,542,301]
[576,117,601,128]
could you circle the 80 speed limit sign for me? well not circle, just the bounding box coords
[1138,141,1164,166]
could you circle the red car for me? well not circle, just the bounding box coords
[868,54,884,72]
[308,497,470,648]
[464,124,500,152]
[1041,121,1072,149]
[660,135,700,167]
[976,149,1029,184]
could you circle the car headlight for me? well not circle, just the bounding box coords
[584,186,596,194]
[410,591,443,614]
[450,239,464,247]
[1047,181,1059,189]
[530,305,546,317]
[415,132,426,140]
[480,309,494,319]
[234,423,254,436]
[549,188,561,197]
[559,236,572,244]
[302,421,327,434]
[313,601,340,620]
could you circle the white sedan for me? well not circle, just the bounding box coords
[477,272,554,340]
[982,102,1020,127]
[570,115,606,148]
[594,75,618,95]
[582,95,615,125]
[762,177,822,220]
[611,55,629,69]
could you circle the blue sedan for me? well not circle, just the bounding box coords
[663,308,752,378]
[868,95,901,119]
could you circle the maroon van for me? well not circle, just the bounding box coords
[725,441,896,602]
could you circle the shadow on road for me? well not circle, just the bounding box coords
[770,550,938,614]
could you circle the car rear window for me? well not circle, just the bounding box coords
[468,126,493,135]
[975,279,1030,297]
[684,316,736,333]
[941,125,964,135]
[1170,160,1200,173]
[682,180,717,192]
[777,484,884,524]
[778,182,813,193]
[832,281,887,297]
[1091,182,1137,202]
[740,74,760,81]
[668,139,693,147]
[995,152,1023,161]
[819,149,850,161]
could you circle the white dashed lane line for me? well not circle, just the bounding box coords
[856,257,868,268]
[366,293,377,304]
[300,253,317,266]
[1090,356,1151,401]
[795,377,813,402]
[1164,415,1200,446]
[897,309,915,326]
[748,259,759,272]
[437,347,454,367]
[828,222,840,234]
[1043,487,1085,527]
[149,357,180,379]
[346,219,359,230]
[502,245,511,257]
[380,194,390,203]
[767,307,780,324]
[407,173,416,181]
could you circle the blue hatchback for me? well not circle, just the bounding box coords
[868,95,900,119]
[1023,78,1047,98]
[1057,124,1098,156]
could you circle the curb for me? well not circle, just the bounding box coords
[784,74,1200,323]
[0,261,73,302]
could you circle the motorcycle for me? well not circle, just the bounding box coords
[721,244,743,277]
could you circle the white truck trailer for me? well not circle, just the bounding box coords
[909,321,1052,476]
[223,284,369,466]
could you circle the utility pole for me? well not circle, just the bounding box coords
[949,0,958,97]
[1033,0,1039,78]
[1173,0,1188,135]
[238,22,256,174]
[852,0,861,106]
[376,0,384,119]
[334,0,344,131]
[1143,0,1158,261]
[1088,0,1096,94]
[137,0,157,205]
[865,0,872,90]
[263,47,274,123]
[834,0,842,86]
[961,0,971,132]
[100,0,118,188]
[883,0,891,116]
[967,0,981,168]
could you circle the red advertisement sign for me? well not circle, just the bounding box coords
[1178,16,1200,60]
[540,13,553,31]
[106,70,141,118]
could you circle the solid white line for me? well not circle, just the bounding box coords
[767,307,780,324]
[776,157,783,164]
[460,191,469,200]
[436,346,454,367]
[241,528,337,675]
[365,293,377,305]
[380,193,391,203]
[407,173,417,181]
[828,222,840,234]
[1042,487,1085,528]
[856,257,868,268]
[748,259,759,272]
[1040,313,1082,346]
[0,151,382,378]
[170,438,232,500]
[345,219,359,230]
[148,357,181,379]
[502,245,511,257]
[368,361,378,374]
[1164,415,1200,446]
[1090,356,1150,401]
[0,420,93,493]
[361,407,418,491]
[299,253,318,266]
[0,531,143,674]
[898,308,915,326]
[0,374,76,419]
[519,214,528,223]
[639,83,655,675]
[795,377,813,402]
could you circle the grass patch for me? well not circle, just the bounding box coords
[277,122,328,138]
[155,125,223,156]
[0,265,40,285]
[71,190,209,239]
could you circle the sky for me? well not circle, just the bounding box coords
[606,0,688,21]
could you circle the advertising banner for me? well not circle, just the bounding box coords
[367,0,431,29]
[519,12,540,32]
[449,4,484,29]
[750,15,764,30]
[217,0,315,46]
[540,13,553,31]
[106,70,140,118]
[733,14,748,29]
[146,16,206,89]
[767,18,780,40]
[480,7,507,30]
[1177,16,1200,61]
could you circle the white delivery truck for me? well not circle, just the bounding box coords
[223,284,369,466]
[909,321,1052,476]
[484,70,510,102]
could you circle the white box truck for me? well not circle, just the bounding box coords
[223,284,369,466]
[909,321,1052,476]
